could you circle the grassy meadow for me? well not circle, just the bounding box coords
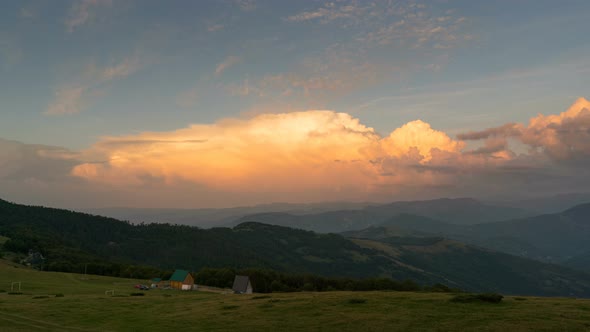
[1,260,590,331]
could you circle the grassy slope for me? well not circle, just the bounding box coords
[1,261,590,331]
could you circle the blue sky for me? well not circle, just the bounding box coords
[1,0,590,208]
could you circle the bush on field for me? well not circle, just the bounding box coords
[348,298,367,304]
[450,293,503,303]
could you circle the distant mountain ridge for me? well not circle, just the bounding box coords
[235,198,533,233]
[82,197,538,229]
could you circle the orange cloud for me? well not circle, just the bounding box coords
[66,98,590,206]
[459,97,590,161]
[71,111,469,198]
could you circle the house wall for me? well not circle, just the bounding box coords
[183,274,194,286]
[182,274,194,291]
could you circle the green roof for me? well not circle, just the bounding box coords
[169,269,190,282]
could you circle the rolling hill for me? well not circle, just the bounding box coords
[342,203,590,270]
[2,198,590,296]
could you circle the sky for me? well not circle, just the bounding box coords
[1,0,590,209]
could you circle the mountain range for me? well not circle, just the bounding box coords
[1,198,590,297]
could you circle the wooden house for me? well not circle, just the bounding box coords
[169,270,194,290]
[232,275,253,294]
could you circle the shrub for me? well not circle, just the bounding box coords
[7,292,23,295]
[450,293,503,303]
[302,283,315,292]
[55,293,65,298]
[514,297,527,301]
[0,289,6,293]
[32,295,50,299]
[221,305,239,310]
[130,292,145,296]
[428,283,452,293]
[348,298,367,304]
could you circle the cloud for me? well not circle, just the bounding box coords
[0,34,23,69]
[20,5,37,19]
[176,87,199,108]
[65,0,112,32]
[235,1,469,105]
[45,86,86,116]
[45,56,143,115]
[207,24,225,32]
[69,98,590,206]
[0,139,87,207]
[458,97,590,161]
[234,0,256,11]
[99,56,142,81]
[215,56,241,76]
[68,110,501,205]
[287,1,469,49]
[286,2,361,23]
[6,98,590,208]
[227,56,395,101]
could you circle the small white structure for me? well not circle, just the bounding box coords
[232,275,253,294]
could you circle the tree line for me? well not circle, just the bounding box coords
[195,267,459,293]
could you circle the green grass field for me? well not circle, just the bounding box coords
[1,260,590,331]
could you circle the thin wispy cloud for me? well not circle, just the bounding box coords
[215,55,241,77]
[234,0,256,11]
[0,34,23,68]
[45,86,86,116]
[20,5,37,19]
[65,0,112,32]
[207,24,225,32]
[176,87,199,108]
[286,3,360,23]
[45,55,143,115]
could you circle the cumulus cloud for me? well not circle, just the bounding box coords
[458,97,590,161]
[66,109,515,205]
[5,98,590,208]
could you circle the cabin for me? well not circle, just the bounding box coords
[169,270,194,290]
[232,275,253,294]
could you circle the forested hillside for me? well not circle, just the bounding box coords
[2,198,590,297]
